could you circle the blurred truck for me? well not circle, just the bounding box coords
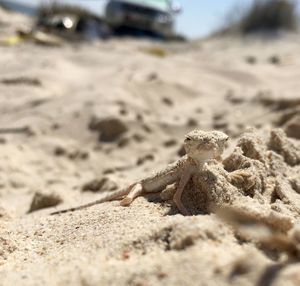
[105,0,181,39]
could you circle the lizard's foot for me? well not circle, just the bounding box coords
[228,170,252,183]
[228,170,256,190]
[120,197,133,206]
[120,183,143,206]
[174,199,189,215]
[173,194,189,215]
[160,183,177,201]
[229,170,252,184]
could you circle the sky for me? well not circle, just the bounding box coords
[13,0,263,38]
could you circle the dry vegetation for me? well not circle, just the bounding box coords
[217,0,298,36]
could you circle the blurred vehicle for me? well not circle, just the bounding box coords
[35,6,111,41]
[105,0,181,39]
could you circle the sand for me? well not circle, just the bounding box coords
[0,8,300,286]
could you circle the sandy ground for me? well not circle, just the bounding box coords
[0,8,300,286]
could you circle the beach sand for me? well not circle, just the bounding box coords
[0,8,300,286]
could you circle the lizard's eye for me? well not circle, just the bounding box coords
[185,137,192,141]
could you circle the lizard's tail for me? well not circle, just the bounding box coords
[50,186,133,215]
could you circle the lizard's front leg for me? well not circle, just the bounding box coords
[173,164,194,215]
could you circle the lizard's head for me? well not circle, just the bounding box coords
[184,130,229,163]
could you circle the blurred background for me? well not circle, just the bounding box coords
[0,0,299,214]
[2,0,297,40]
